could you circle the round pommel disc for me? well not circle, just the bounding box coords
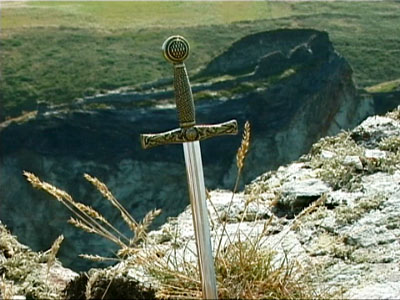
[162,36,190,64]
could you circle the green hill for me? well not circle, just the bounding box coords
[1,1,400,120]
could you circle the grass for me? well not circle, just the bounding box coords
[1,1,400,120]
[366,78,400,93]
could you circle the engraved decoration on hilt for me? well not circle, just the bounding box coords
[162,36,195,128]
[141,119,238,149]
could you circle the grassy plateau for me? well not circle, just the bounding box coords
[1,1,400,120]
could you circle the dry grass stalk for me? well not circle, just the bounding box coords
[85,271,99,300]
[291,194,327,230]
[24,171,162,256]
[84,173,139,233]
[117,246,141,258]
[132,209,162,244]
[0,275,14,300]
[75,203,129,242]
[68,217,97,234]
[236,121,251,173]
[216,121,251,257]
[46,235,64,275]
[79,254,120,262]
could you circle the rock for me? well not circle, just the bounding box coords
[241,107,400,299]
[342,155,363,170]
[365,149,386,159]
[320,150,335,159]
[280,179,331,214]
[345,282,400,300]
[253,51,290,78]
[351,116,400,148]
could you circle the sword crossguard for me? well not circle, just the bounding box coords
[141,119,238,149]
[140,36,238,149]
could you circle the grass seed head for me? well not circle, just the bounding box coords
[236,121,251,172]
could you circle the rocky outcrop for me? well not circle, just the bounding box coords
[146,107,400,299]
[1,108,399,299]
[0,29,378,271]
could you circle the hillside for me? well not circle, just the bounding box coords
[1,1,400,120]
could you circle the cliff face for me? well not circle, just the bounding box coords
[0,29,376,270]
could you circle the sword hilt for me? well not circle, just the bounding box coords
[140,36,238,149]
[162,36,195,128]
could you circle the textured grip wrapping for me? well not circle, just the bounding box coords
[174,64,195,128]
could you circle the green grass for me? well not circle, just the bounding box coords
[1,1,400,120]
[366,78,400,93]
[1,2,293,31]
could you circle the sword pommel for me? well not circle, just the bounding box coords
[162,35,190,64]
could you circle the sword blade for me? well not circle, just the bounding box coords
[183,141,218,299]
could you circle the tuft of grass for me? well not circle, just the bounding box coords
[379,136,400,153]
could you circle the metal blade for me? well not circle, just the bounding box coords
[183,141,218,299]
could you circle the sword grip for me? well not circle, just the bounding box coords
[173,64,196,128]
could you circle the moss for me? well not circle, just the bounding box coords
[304,121,400,190]
[379,136,400,153]
[305,131,364,191]
[335,195,385,226]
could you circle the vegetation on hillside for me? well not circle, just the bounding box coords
[1,1,400,120]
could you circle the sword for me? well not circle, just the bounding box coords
[140,36,238,299]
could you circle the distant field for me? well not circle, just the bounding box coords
[1,1,400,120]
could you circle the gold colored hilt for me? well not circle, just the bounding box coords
[140,36,238,149]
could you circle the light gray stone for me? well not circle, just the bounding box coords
[342,155,363,170]
[345,282,400,300]
[280,179,330,213]
[321,150,336,159]
[365,149,387,159]
[282,179,330,198]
